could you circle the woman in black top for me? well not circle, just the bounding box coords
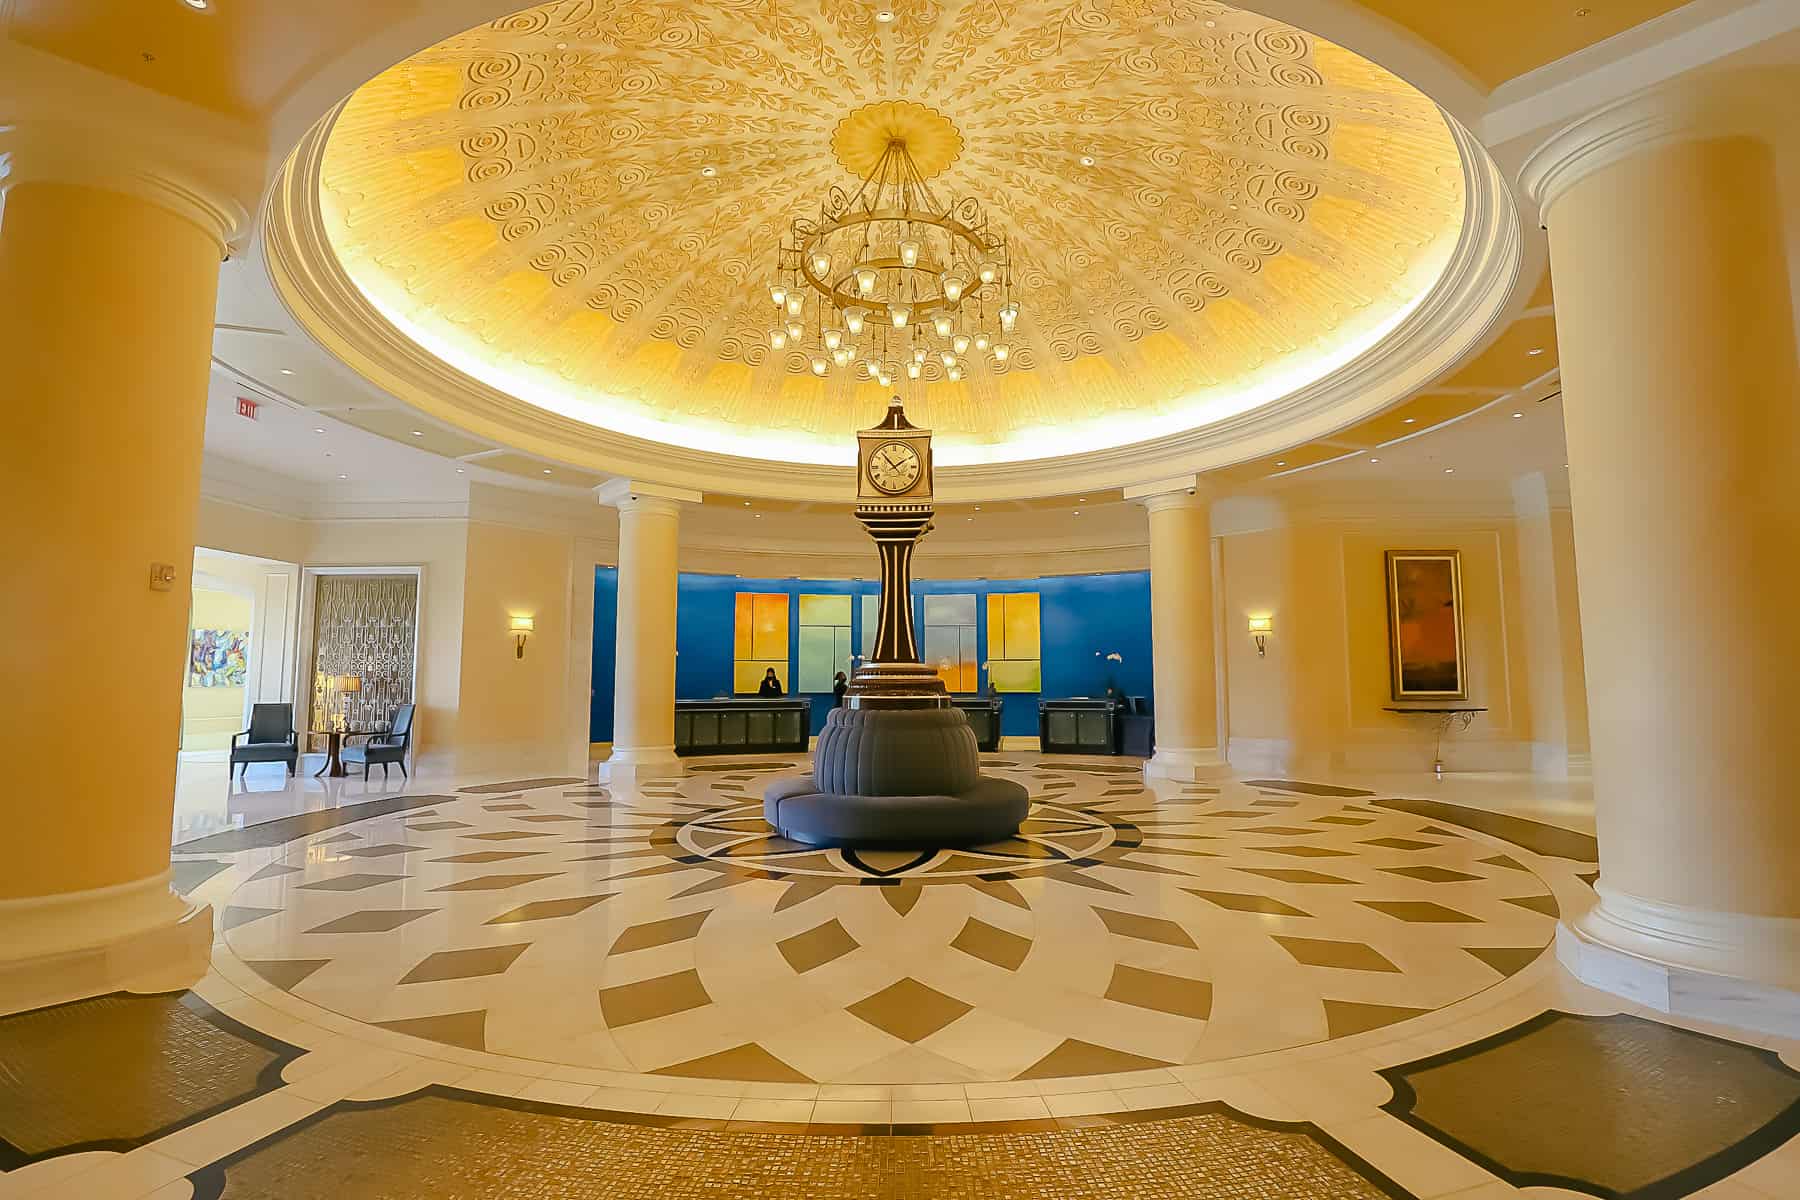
[832,671,848,707]
[757,667,783,697]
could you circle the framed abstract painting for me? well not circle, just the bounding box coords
[1385,551,1467,701]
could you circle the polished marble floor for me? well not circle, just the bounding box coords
[3,754,1796,1199]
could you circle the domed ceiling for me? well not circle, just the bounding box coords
[313,0,1467,468]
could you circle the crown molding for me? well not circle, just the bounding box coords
[264,105,1522,502]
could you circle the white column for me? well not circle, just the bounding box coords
[1522,73,1800,1031]
[1128,478,1224,780]
[595,481,699,782]
[0,59,256,1013]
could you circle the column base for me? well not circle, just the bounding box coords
[0,871,213,1016]
[1557,884,1800,1039]
[1144,746,1228,782]
[595,745,684,784]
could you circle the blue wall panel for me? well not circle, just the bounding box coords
[589,568,1153,743]
[589,566,618,744]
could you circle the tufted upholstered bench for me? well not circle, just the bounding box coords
[763,706,1029,848]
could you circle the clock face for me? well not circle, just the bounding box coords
[867,440,922,494]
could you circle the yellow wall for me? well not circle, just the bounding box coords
[194,497,308,565]
[1221,516,1550,773]
[455,520,577,773]
[181,587,252,750]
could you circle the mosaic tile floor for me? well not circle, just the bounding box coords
[4,754,1798,1199]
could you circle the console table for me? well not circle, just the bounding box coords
[1384,706,1487,777]
[1039,698,1122,755]
[675,698,811,756]
[950,696,1004,752]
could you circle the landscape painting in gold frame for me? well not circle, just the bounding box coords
[1385,550,1467,701]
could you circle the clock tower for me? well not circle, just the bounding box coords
[850,398,946,703]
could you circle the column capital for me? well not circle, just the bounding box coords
[0,41,262,255]
[1124,474,1208,513]
[594,478,703,514]
[1520,67,1790,221]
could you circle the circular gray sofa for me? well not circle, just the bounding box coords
[763,706,1029,848]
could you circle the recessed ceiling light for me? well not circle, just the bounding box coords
[337,473,347,480]
[1444,467,1456,474]
[973,505,981,511]
[743,500,751,506]
[1073,511,1081,516]
[1205,19,1217,27]
[1078,497,1088,503]
[455,468,465,474]
[1369,458,1380,464]
[700,165,716,178]
[556,41,568,49]
[875,8,896,22]
[180,0,209,10]
[313,427,325,434]
[1275,460,1286,466]
[542,468,552,475]
[1079,155,1095,167]
[278,368,293,375]
[410,429,424,436]
[966,517,973,522]
[1528,347,1545,356]
[1512,411,1523,418]
[1402,417,1416,424]
[754,513,762,519]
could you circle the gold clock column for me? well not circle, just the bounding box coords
[1129,480,1224,780]
[596,481,698,782]
[0,164,241,1011]
[1523,77,1800,1004]
[848,399,945,703]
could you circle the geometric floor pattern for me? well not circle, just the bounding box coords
[216,761,1565,1084]
[1383,1011,1800,1198]
[191,1089,1409,1200]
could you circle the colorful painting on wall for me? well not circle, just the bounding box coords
[986,592,1042,693]
[188,628,250,688]
[1385,551,1467,700]
[732,592,790,693]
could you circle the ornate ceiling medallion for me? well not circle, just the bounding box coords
[773,100,1015,387]
[291,0,1499,475]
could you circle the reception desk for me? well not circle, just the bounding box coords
[1037,698,1123,755]
[950,696,1004,752]
[674,698,811,756]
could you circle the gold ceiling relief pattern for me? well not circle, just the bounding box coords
[319,0,1465,466]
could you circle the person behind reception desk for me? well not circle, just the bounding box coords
[833,671,848,707]
[758,667,784,698]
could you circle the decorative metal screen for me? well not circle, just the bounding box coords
[309,575,418,733]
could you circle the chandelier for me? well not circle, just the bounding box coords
[767,110,1021,388]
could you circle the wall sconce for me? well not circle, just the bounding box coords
[1247,616,1274,657]
[509,615,534,659]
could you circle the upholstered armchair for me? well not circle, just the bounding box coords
[229,703,298,777]
[342,703,415,779]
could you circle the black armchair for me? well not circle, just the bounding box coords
[230,703,298,777]
[342,703,415,779]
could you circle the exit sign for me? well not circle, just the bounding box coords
[236,396,259,420]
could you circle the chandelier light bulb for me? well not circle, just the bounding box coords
[844,306,867,335]
[786,319,804,340]
[811,357,828,376]
[823,327,843,351]
[977,260,999,285]
[769,280,787,306]
[940,350,956,367]
[898,239,921,268]
[952,333,971,355]
[941,270,967,302]
[785,293,805,316]
[906,361,922,379]
[877,371,892,387]
[855,265,879,295]
[768,327,787,350]
[932,313,954,338]
[974,333,990,351]
[912,347,928,364]
[998,301,1019,331]
[946,365,962,381]
[889,303,911,328]
[994,343,1010,362]
[832,347,851,367]
[810,249,832,276]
